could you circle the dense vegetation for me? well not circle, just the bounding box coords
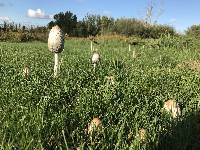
[0,22,48,42]
[48,11,176,38]
[1,35,200,149]
[0,11,178,42]
[186,24,200,38]
[2,10,200,43]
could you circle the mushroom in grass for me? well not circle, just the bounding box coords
[91,50,100,70]
[136,128,147,142]
[48,25,64,77]
[105,75,115,85]
[163,99,181,118]
[23,65,30,78]
[87,117,102,135]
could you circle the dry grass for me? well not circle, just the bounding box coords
[176,60,200,70]
[96,34,127,41]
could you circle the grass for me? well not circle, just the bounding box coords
[0,36,200,149]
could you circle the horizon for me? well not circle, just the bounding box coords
[0,0,200,33]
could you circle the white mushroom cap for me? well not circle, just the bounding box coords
[48,25,64,53]
[87,117,102,135]
[163,99,181,118]
[136,128,147,142]
[23,65,30,78]
[92,52,100,64]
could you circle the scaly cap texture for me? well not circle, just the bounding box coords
[92,52,100,64]
[48,25,64,53]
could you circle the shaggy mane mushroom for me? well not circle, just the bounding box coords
[91,50,100,70]
[48,25,64,77]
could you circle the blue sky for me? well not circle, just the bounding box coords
[0,0,200,32]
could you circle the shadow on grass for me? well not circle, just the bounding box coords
[157,111,200,150]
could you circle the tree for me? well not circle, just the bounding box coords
[47,21,55,29]
[75,21,88,37]
[186,25,200,37]
[112,18,145,36]
[144,0,164,25]
[49,11,77,35]
[84,14,101,36]
[22,25,26,32]
[100,16,114,34]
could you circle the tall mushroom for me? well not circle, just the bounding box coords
[48,25,64,77]
[91,50,100,70]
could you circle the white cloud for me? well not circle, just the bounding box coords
[27,9,53,19]
[0,16,11,22]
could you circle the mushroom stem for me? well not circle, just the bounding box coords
[54,53,59,77]
[129,44,131,51]
[91,41,93,52]
[93,63,96,71]
[133,50,136,58]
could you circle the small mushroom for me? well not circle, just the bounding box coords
[23,65,30,78]
[136,128,147,142]
[105,75,115,85]
[87,117,102,135]
[163,99,181,118]
[48,25,64,77]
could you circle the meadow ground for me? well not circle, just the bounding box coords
[1,36,200,149]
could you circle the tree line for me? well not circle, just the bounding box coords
[47,11,176,38]
[0,22,48,42]
[0,11,200,42]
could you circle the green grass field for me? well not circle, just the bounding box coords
[1,37,200,149]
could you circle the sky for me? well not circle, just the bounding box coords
[0,0,200,33]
